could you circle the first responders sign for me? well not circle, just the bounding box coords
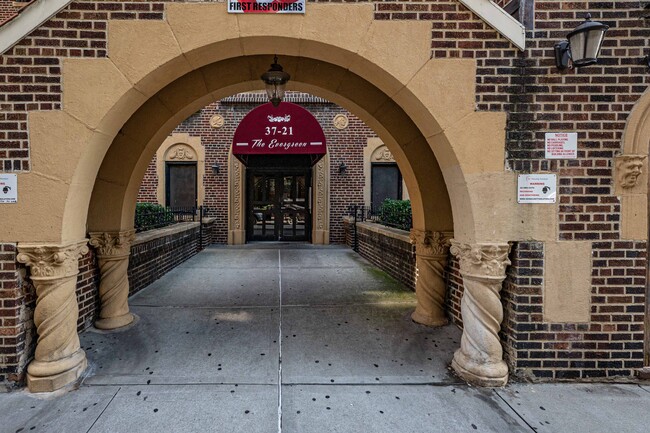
[228,0,305,14]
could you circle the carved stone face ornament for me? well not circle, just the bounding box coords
[617,155,646,188]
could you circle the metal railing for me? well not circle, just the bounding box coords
[347,203,412,231]
[347,203,412,253]
[134,206,202,233]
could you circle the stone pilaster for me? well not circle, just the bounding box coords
[449,240,511,387]
[409,230,451,327]
[17,241,89,392]
[89,230,136,330]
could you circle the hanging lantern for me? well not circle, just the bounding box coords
[261,55,290,107]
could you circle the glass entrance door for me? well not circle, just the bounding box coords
[247,170,311,242]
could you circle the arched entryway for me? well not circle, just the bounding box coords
[6,3,529,392]
[619,86,650,373]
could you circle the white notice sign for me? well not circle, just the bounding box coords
[517,174,556,204]
[0,174,17,203]
[545,132,577,159]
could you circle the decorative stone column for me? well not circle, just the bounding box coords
[89,230,136,330]
[17,241,89,392]
[409,230,450,327]
[449,241,511,387]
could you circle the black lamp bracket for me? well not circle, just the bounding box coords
[554,40,572,70]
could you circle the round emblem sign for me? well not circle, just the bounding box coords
[210,115,225,129]
[333,114,349,130]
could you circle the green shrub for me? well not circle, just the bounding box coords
[134,203,174,231]
[378,199,412,231]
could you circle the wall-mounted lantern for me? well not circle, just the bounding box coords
[554,14,609,70]
[338,162,347,174]
[211,163,220,175]
[261,55,290,107]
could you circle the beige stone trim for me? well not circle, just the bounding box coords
[155,133,205,207]
[228,152,245,245]
[410,230,452,327]
[543,241,591,323]
[16,240,89,392]
[615,155,647,193]
[312,155,330,245]
[0,0,73,55]
[619,87,650,240]
[363,138,409,208]
[450,240,511,387]
[89,231,136,330]
[457,0,526,50]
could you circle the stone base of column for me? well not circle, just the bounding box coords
[27,349,87,393]
[95,312,134,330]
[411,308,448,327]
[451,349,508,387]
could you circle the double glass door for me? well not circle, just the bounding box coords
[247,170,311,242]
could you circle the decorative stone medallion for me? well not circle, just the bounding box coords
[210,114,225,129]
[333,114,349,130]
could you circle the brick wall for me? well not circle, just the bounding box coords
[137,95,375,244]
[128,222,203,296]
[446,254,463,327]
[343,220,416,292]
[502,241,647,381]
[0,243,33,388]
[0,0,648,382]
[76,249,100,331]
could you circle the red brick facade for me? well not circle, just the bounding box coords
[138,94,375,244]
[0,0,649,386]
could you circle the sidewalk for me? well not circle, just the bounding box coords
[1,245,649,433]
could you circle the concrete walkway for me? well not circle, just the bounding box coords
[1,245,649,433]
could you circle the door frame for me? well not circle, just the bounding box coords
[245,167,312,242]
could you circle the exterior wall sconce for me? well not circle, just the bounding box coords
[554,14,609,70]
[261,55,290,107]
[338,162,347,174]
[211,163,220,175]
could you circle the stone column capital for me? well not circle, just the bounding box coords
[89,230,136,258]
[409,229,452,259]
[450,240,511,279]
[17,241,89,279]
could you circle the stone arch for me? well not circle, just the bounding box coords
[8,3,537,391]
[2,3,506,246]
[155,133,205,207]
[618,87,650,240]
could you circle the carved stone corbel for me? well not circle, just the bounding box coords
[17,240,89,392]
[89,230,136,330]
[409,230,451,327]
[615,154,647,189]
[449,240,512,387]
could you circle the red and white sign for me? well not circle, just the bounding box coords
[232,102,326,163]
[545,132,577,159]
[227,0,305,14]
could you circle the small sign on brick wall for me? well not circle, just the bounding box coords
[517,174,556,204]
[0,174,17,203]
[228,0,305,14]
[545,132,577,159]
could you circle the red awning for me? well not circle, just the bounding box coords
[232,102,326,166]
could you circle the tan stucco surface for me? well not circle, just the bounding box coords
[544,241,592,323]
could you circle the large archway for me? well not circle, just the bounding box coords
[8,3,542,392]
[619,86,650,372]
